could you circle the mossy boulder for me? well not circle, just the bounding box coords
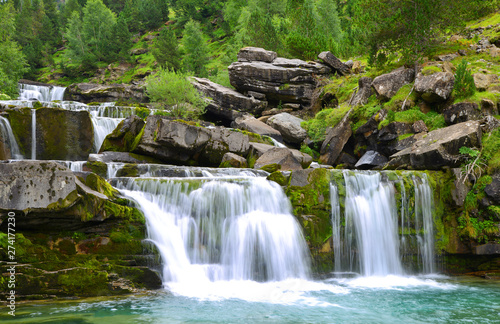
[100,115,145,153]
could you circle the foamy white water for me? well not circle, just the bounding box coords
[0,116,23,159]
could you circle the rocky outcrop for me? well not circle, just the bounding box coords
[132,116,250,166]
[237,47,277,63]
[319,110,352,165]
[415,72,455,103]
[231,115,283,142]
[372,67,415,101]
[267,113,307,144]
[228,48,331,105]
[350,77,373,107]
[191,77,267,121]
[5,108,93,160]
[318,51,350,76]
[443,102,480,125]
[100,115,145,152]
[65,83,146,103]
[253,147,303,171]
[388,120,482,169]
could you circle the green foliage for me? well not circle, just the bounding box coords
[145,68,206,119]
[182,20,209,77]
[109,15,132,62]
[378,108,445,131]
[421,65,442,76]
[301,105,350,142]
[0,2,28,97]
[482,129,500,175]
[453,59,476,99]
[152,27,181,71]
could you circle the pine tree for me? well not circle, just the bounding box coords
[182,20,209,77]
[152,27,181,71]
[109,15,132,62]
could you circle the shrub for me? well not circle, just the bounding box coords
[453,59,476,99]
[145,69,206,119]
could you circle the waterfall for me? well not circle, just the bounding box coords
[332,171,435,276]
[18,83,66,102]
[31,109,36,160]
[0,116,23,159]
[90,110,123,153]
[115,176,311,284]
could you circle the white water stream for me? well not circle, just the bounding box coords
[0,116,23,159]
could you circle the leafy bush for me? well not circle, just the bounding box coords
[301,105,350,142]
[453,59,476,99]
[145,69,206,119]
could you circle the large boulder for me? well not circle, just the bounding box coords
[100,115,145,152]
[319,110,352,165]
[267,113,307,144]
[237,47,277,63]
[350,77,373,107]
[232,115,283,142]
[473,73,499,91]
[443,102,480,125]
[355,150,388,169]
[249,142,312,168]
[372,67,415,101]
[220,152,248,168]
[253,147,303,171]
[65,83,145,103]
[414,72,455,103]
[228,50,331,105]
[132,116,250,166]
[190,77,267,121]
[388,120,482,169]
[318,51,350,76]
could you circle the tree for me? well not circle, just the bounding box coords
[109,15,132,62]
[0,3,28,97]
[145,68,205,119]
[182,20,209,77]
[356,0,478,65]
[152,27,181,71]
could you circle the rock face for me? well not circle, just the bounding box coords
[389,120,482,169]
[191,77,267,121]
[231,115,283,142]
[443,102,480,125]
[35,108,94,160]
[228,48,331,105]
[65,83,145,103]
[100,115,145,152]
[350,77,373,107]
[372,67,415,101]
[253,147,303,171]
[132,116,250,166]
[0,161,77,211]
[415,72,455,103]
[237,47,277,63]
[319,110,352,165]
[318,51,350,76]
[267,113,307,144]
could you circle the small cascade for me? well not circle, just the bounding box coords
[0,116,23,159]
[18,83,66,102]
[331,171,435,276]
[115,176,311,284]
[90,110,123,152]
[107,162,125,178]
[31,109,36,160]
